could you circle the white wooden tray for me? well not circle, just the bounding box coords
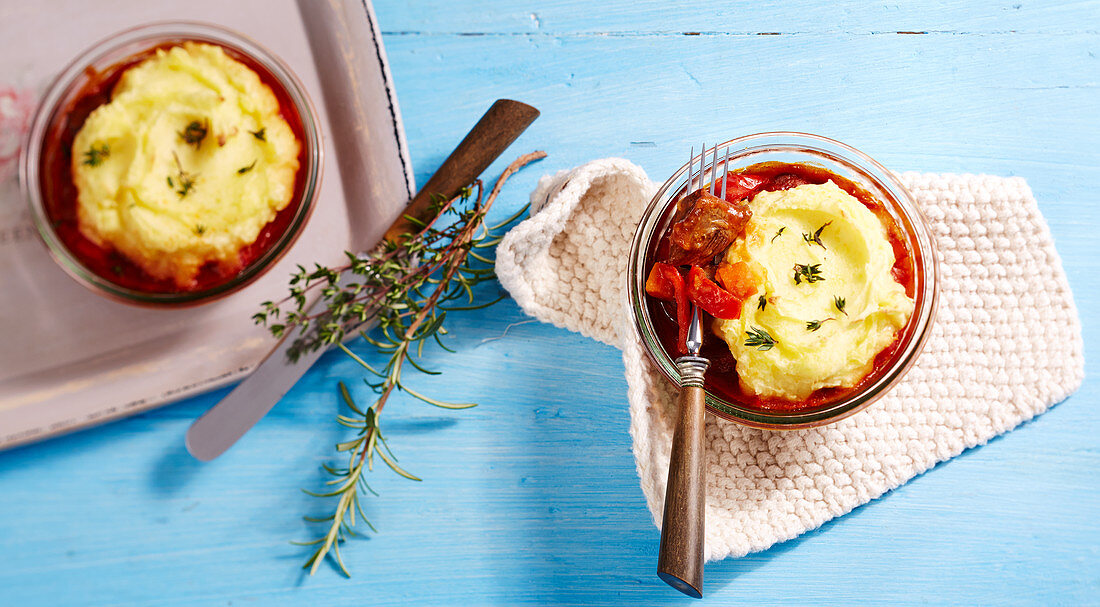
[0,0,414,450]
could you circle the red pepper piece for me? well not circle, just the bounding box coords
[686,265,743,320]
[720,173,767,202]
[645,262,691,355]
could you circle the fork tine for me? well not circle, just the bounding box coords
[698,142,705,191]
[720,145,730,200]
[710,145,718,196]
[705,142,711,193]
[688,145,694,191]
[697,144,703,191]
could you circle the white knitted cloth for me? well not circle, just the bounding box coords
[496,158,1085,561]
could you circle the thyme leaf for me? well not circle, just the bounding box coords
[176,176,196,198]
[237,160,257,175]
[250,128,266,142]
[757,295,767,311]
[770,226,786,243]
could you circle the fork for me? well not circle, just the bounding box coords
[656,143,729,598]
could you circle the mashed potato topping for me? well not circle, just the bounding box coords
[70,42,300,288]
[713,181,914,400]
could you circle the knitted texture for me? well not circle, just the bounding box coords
[496,158,1085,561]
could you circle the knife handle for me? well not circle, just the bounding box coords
[383,99,540,243]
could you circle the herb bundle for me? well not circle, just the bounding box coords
[253,151,544,576]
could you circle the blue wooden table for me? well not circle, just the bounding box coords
[2,1,1098,605]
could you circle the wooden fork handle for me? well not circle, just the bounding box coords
[657,367,708,598]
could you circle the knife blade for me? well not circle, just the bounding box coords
[186,99,539,461]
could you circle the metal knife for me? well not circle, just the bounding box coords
[186,99,540,461]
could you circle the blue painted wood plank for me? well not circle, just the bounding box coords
[0,1,1098,605]
[376,0,1097,34]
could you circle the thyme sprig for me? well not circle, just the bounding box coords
[806,318,834,332]
[771,226,786,243]
[169,152,197,198]
[792,263,824,285]
[802,220,832,249]
[82,143,110,167]
[744,326,777,351]
[834,295,847,315]
[255,151,545,576]
[179,119,208,147]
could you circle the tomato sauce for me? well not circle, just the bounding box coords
[39,41,307,294]
[644,162,921,413]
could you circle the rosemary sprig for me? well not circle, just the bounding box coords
[792,263,824,285]
[82,143,110,167]
[802,220,832,249]
[744,326,777,351]
[256,151,545,576]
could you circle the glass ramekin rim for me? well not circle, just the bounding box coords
[627,132,939,429]
[19,20,324,306]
